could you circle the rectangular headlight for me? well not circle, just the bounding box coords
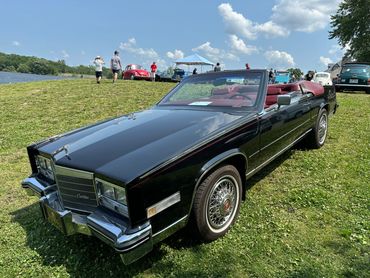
[95,179,127,206]
[35,155,55,182]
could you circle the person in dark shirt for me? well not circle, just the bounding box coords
[214,62,221,72]
[268,68,274,83]
[110,50,122,83]
[193,68,198,74]
[305,71,314,81]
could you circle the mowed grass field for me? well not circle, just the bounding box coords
[0,79,369,277]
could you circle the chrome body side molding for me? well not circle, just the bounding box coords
[246,128,312,178]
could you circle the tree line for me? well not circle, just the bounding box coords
[329,0,370,62]
[0,52,113,77]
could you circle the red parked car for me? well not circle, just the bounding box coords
[122,64,151,80]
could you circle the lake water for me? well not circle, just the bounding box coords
[0,71,72,84]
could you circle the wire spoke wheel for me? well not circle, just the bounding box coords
[193,165,242,241]
[207,176,237,230]
[318,113,328,145]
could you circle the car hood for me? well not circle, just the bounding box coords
[37,108,250,184]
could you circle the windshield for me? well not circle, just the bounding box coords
[315,73,329,78]
[158,71,264,109]
[341,65,369,74]
[129,65,142,70]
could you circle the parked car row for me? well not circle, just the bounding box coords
[120,62,370,93]
[155,68,191,82]
[121,64,190,83]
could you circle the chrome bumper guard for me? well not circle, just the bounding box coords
[21,177,153,265]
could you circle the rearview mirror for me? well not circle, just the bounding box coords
[277,95,291,108]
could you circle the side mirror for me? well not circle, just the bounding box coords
[277,95,291,108]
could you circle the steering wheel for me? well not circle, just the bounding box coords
[229,94,253,102]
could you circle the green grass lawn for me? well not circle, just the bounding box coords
[0,79,369,277]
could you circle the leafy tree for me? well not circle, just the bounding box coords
[287,68,303,79]
[17,63,31,73]
[102,67,113,79]
[56,60,68,73]
[29,61,56,75]
[3,65,16,72]
[329,0,370,61]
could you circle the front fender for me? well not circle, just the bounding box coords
[186,149,248,217]
[197,149,247,184]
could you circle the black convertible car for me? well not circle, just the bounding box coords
[22,70,337,264]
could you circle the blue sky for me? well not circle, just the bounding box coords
[0,0,346,73]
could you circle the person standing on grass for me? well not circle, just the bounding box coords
[93,56,104,84]
[110,50,122,83]
[150,62,157,81]
[214,62,221,72]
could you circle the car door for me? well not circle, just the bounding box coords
[252,91,311,168]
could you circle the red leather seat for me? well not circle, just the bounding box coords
[267,87,282,95]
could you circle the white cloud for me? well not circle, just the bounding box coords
[271,0,341,33]
[192,41,238,63]
[264,50,295,69]
[167,49,184,60]
[61,50,69,59]
[119,38,168,69]
[218,1,340,42]
[119,37,159,59]
[12,41,20,46]
[255,21,289,38]
[192,42,220,55]
[218,3,288,39]
[319,56,333,66]
[228,35,257,55]
[218,3,257,40]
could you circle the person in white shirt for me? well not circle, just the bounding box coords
[93,56,104,84]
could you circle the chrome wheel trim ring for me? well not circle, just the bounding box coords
[318,113,328,145]
[206,175,239,233]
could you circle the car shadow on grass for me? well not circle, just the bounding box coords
[11,204,169,277]
[12,203,241,276]
[11,150,295,277]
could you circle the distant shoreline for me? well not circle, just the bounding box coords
[0,71,76,84]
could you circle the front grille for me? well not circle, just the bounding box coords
[55,166,98,213]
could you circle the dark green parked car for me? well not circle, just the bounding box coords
[336,62,370,94]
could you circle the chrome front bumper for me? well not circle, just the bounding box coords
[336,84,370,88]
[21,177,153,265]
